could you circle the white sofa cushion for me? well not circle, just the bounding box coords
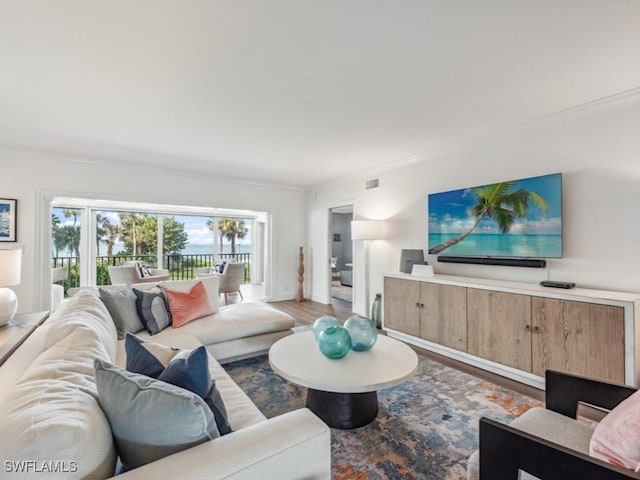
[184,302,295,345]
[130,302,293,348]
[207,351,266,431]
[0,326,117,479]
[199,302,294,344]
[45,289,117,362]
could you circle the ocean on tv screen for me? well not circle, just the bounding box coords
[428,233,561,258]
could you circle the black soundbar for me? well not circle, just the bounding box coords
[437,256,547,268]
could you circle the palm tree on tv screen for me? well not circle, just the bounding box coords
[428,181,548,255]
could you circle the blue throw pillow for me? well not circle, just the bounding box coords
[125,334,232,435]
[125,333,180,378]
[158,346,212,399]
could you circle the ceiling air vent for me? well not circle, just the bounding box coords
[365,178,379,190]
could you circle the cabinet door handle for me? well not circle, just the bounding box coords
[532,326,540,333]
[415,302,421,308]
[524,324,531,332]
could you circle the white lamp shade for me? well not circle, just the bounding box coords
[0,247,22,287]
[351,220,386,240]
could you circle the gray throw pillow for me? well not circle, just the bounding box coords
[133,287,171,335]
[94,359,219,471]
[100,286,145,339]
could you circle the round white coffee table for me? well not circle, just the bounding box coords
[269,331,418,429]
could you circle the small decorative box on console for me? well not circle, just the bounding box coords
[540,280,576,289]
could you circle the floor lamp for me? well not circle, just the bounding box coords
[351,220,385,316]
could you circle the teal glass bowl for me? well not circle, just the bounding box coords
[318,326,352,359]
[312,315,340,341]
[344,315,377,351]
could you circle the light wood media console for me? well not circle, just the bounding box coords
[383,273,640,389]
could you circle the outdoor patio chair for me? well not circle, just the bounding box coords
[217,262,245,304]
[51,267,68,310]
[196,261,245,304]
[107,262,170,285]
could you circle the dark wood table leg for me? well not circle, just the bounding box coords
[306,388,378,429]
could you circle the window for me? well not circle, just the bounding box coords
[51,198,264,288]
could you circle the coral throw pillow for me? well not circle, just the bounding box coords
[164,281,214,328]
[589,389,640,471]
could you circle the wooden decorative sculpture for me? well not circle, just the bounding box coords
[297,246,305,302]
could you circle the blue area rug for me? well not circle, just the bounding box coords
[224,354,541,480]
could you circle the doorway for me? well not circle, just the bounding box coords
[329,205,353,304]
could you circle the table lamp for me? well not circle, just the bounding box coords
[0,246,22,326]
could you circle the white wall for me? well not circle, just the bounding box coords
[308,100,640,315]
[0,150,307,313]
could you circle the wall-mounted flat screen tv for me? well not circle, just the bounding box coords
[428,173,562,258]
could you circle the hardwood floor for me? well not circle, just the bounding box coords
[269,297,354,326]
[268,297,545,402]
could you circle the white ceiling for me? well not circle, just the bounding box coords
[1,1,640,187]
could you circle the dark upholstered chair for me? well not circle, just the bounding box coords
[468,370,640,480]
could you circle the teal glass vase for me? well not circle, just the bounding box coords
[318,326,352,359]
[312,315,340,341]
[344,315,377,351]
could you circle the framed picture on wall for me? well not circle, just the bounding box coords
[0,198,17,242]
[333,233,341,242]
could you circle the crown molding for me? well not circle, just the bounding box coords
[500,86,640,131]
[313,86,640,188]
[0,144,306,192]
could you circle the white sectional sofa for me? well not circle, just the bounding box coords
[0,278,331,479]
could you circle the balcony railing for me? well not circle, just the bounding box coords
[52,253,251,289]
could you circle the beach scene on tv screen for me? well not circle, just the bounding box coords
[428,173,562,258]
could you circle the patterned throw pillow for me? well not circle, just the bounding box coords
[138,264,153,278]
[132,287,171,335]
[94,359,219,471]
[125,334,232,435]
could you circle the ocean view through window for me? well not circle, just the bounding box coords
[50,199,266,291]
